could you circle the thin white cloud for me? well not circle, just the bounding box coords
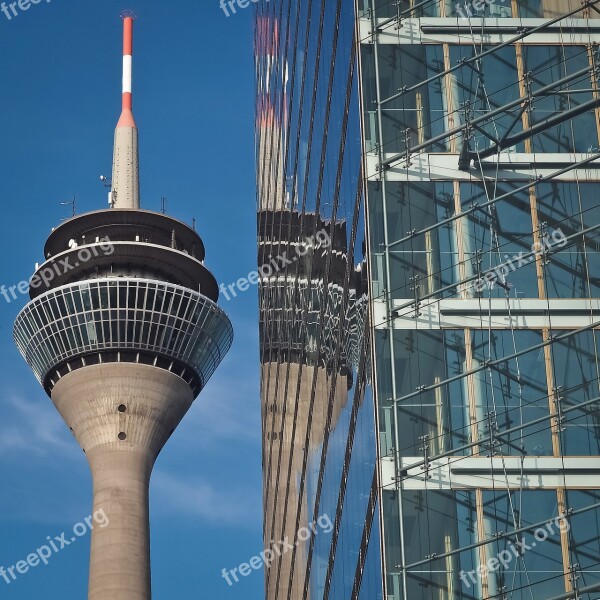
[0,393,76,459]
[151,471,261,528]
[177,374,261,450]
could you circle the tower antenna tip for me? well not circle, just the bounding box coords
[120,9,137,19]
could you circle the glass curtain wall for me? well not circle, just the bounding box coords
[360,0,600,599]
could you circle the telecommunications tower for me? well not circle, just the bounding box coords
[14,14,233,599]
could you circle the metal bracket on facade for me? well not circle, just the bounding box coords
[553,386,567,433]
[402,127,412,168]
[409,275,422,318]
[568,563,582,599]
[539,221,552,265]
[418,434,432,479]
[482,411,500,457]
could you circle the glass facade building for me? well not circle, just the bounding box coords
[255,1,600,598]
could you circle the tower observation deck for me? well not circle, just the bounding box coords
[12,14,233,600]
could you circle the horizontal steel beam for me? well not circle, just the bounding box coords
[395,501,600,571]
[469,97,600,164]
[376,0,600,111]
[385,152,600,250]
[396,394,600,478]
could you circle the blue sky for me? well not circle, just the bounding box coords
[0,1,264,598]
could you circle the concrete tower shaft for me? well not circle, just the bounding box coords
[52,364,194,600]
[13,14,233,600]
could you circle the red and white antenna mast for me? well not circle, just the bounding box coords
[110,11,140,209]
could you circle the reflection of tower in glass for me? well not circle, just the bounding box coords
[13,16,233,600]
[259,209,365,598]
[256,11,370,597]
